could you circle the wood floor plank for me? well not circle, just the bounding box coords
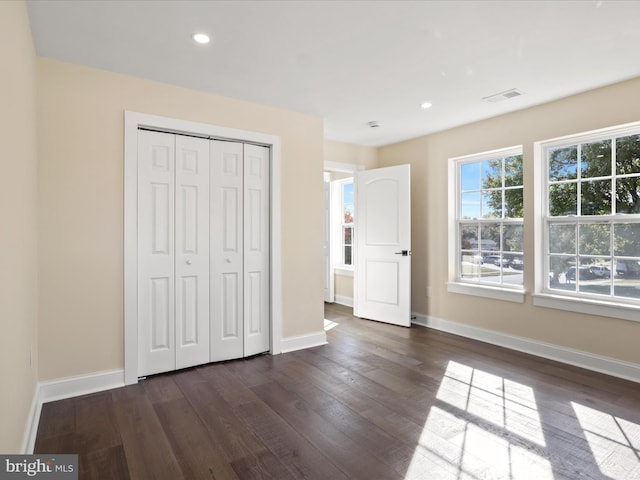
[251,379,400,479]
[73,391,120,455]
[111,385,185,480]
[233,399,349,480]
[153,397,240,480]
[80,445,131,480]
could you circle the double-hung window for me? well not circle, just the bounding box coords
[449,146,524,301]
[535,123,640,318]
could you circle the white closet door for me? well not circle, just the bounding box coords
[210,140,244,361]
[175,135,210,369]
[138,131,176,376]
[243,144,270,356]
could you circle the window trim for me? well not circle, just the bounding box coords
[448,145,525,301]
[533,120,640,322]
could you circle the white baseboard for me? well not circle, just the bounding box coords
[334,295,353,307]
[412,312,640,384]
[23,369,125,453]
[21,383,41,454]
[281,330,327,354]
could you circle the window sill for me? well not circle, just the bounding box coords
[334,267,354,277]
[533,292,640,323]
[447,282,525,303]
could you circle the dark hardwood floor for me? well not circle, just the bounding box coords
[35,303,640,479]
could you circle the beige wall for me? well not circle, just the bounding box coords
[0,1,39,453]
[324,139,378,169]
[334,273,354,301]
[37,58,325,381]
[379,77,640,364]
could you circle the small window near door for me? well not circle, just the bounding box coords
[342,181,354,266]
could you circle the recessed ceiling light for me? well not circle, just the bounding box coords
[367,121,381,128]
[420,102,433,109]
[192,33,210,44]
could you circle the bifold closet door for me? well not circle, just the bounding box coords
[210,141,270,361]
[137,130,210,376]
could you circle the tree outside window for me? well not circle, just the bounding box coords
[455,147,524,289]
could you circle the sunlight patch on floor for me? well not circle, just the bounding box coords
[323,318,340,331]
[435,361,547,446]
[405,360,553,479]
[572,402,640,479]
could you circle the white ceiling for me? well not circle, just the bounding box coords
[27,0,640,147]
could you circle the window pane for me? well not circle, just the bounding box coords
[461,162,480,191]
[461,192,481,219]
[343,226,352,246]
[479,262,501,283]
[460,224,479,250]
[504,187,523,218]
[614,269,640,299]
[504,155,523,187]
[481,191,502,218]
[614,259,640,278]
[344,246,352,266]
[615,177,640,214]
[581,179,611,215]
[343,182,354,223]
[549,255,576,289]
[549,224,576,254]
[579,224,610,256]
[480,223,500,253]
[481,158,502,190]
[503,224,523,252]
[460,252,480,279]
[549,183,577,216]
[578,257,611,297]
[616,134,640,175]
[549,146,577,181]
[614,223,640,256]
[581,140,611,178]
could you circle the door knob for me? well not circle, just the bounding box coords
[226,258,232,263]
[186,259,192,265]
[394,250,411,256]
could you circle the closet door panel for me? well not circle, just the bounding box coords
[138,131,176,376]
[175,135,210,369]
[244,144,270,356]
[211,140,244,361]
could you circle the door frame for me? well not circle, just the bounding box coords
[323,161,364,305]
[124,111,282,385]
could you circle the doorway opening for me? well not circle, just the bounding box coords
[323,161,364,310]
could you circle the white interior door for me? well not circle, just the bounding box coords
[355,164,411,327]
[210,141,270,360]
[138,131,211,376]
[210,140,244,361]
[243,144,270,356]
[138,131,176,376]
[175,135,210,369]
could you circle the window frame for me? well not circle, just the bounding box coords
[533,121,640,322]
[448,145,525,303]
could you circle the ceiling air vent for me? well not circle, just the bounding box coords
[482,88,524,103]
